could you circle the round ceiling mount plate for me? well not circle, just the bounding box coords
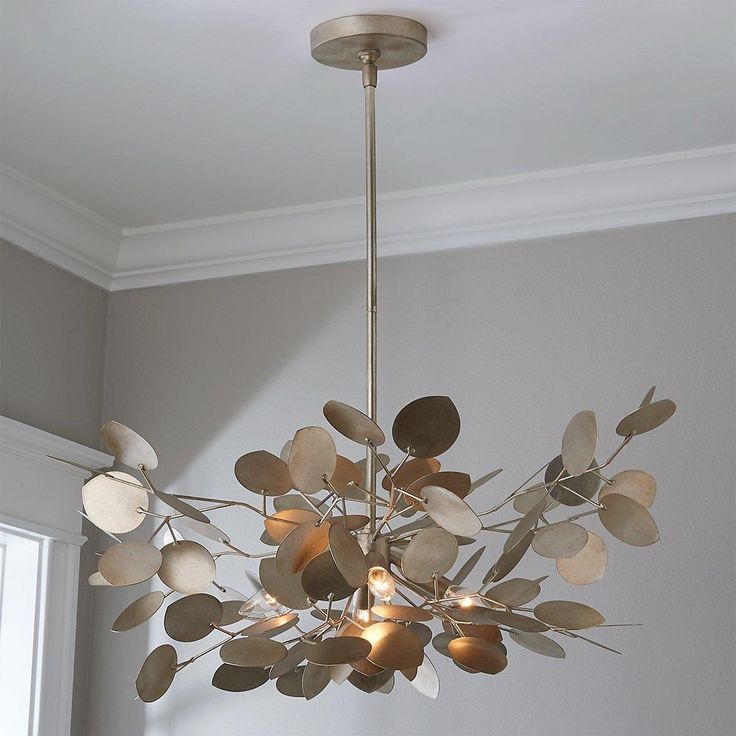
[310,15,427,71]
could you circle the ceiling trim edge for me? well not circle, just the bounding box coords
[1,146,734,292]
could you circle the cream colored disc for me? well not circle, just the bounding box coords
[420,485,481,536]
[601,470,656,508]
[82,471,148,534]
[556,532,608,585]
[328,523,368,587]
[302,661,332,699]
[269,641,311,679]
[616,399,676,437]
[306,636,372,665]
[158,540,216,594]
[99,541,162,587]
[112,591,165,632]
[484,577,542,607]
[101,420,158,470]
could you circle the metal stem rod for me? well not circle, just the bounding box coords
[361,50,379,534]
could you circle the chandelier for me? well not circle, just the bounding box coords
[53,15,676,702]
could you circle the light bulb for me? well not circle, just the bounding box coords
[367,566,396,601]
[238,588,280,617]
[356,608,371,623]
[446,585,478,608]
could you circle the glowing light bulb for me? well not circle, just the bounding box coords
[367,566,396,601]
[356,608,371,623]
[446,585,478,608]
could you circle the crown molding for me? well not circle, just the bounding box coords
[0,165,121,289]
[2,147,735,291]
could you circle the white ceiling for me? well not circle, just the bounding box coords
[1,0,734,229]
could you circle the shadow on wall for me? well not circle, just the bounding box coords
[86,260,363,734]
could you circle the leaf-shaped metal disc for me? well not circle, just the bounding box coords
[504,499,546,553]
[561,410,598,477]
[601,470,656,508]
[481,609,549,632]
[371,604,433,622]
[163,593,222,642]
[348,668,394,694]
[235,450,292,496]
[328,455,364,497]
[328,523,368,587]
[392,396,461,458]
[546,455,600,507]
[421,485,481,536]
[102,420,158,470]
[82,471,148,534]
[154,490,210,524]
[557,532,608,584]
[158,540,215,594]
[534,600,605,629]
[275,520,330,575]
[616,399,676,436]
[323,400,385,446]
[269,641,311,679]
[532,522,589,559]
[484,577,543,607]
[640,386,656,406]
[306,636,372,665]
[240,613,299,638]
[112,591,165,632]
[212,664,269,692]
[288,427,337,493]
[448,637,507,674]
[510,631,566,658]
[383,457,441,492]
[301,551,357,601]
[259,557,310,610]
[220,637,287,667]
[513,485,559,514]
[598,493,660,546]
[401,527,458,583]
[135,644,177,702]
[181,516,230,544]
[408,655,440,699]
[361,621,424,669]
[302,661,332,700]
[99,541,162,587]
[483,530,534,584]
[408,472,472,507]
[265,509,319,545]
[276,666,306,697]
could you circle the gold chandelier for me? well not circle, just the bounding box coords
[53,15,676,701]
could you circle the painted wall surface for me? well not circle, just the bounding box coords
[85,215,735,736]
[0,239,109,735]
[0,239,108,447]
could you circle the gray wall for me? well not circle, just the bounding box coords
[0,238,109,735]
[86,215,734,736]
[0,239,108,447]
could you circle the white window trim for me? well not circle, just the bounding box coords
[0,416,111,736]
